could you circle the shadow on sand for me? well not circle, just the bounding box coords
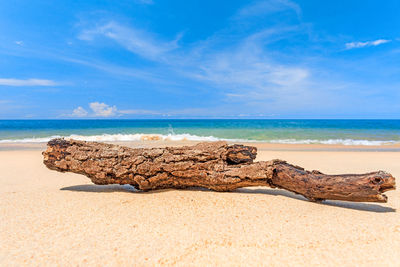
[61,184,396,213]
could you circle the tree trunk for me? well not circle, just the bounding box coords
[43,139,396,203]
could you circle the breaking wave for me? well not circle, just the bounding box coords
[0,133,398,146]
[0,133,233,143]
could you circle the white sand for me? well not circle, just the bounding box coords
[1,144,399,266]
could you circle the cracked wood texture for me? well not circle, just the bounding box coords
[43,139,395,203]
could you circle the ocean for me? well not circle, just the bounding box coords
[0,119,399,145]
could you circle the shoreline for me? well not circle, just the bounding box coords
[2,140,400,152]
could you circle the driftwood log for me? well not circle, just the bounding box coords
[43,139,395,203]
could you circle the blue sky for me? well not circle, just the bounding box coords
[0,0,399,119]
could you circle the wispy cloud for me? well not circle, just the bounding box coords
[79,21,180,61]
[135,0,154,4]
[73,2,394,116]
[78,20,311,102]
[189,27,310,96]
[0,78,57,86]
[59,56,172,84]
[235,0,302,19]
[0,100,11,105]
[345,39,391,49]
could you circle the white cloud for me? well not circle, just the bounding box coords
[0,78,57,86]
[187,29,310,97]
[76,17,311,95]
[193,53,309,93]
[89,102,118,117]
[78,20,311,104]
[267,67,309,86]
[345,39,391,49]
[68,103,161,117]
[74,5,358,114]
[15,41,23,46]
[71,106,88,117]
[79,21,180,61]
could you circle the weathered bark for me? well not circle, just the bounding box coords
[43,138,396,203]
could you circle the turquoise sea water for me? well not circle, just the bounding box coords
[0,119,400,145]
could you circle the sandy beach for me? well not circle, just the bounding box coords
[1,141,399,266]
